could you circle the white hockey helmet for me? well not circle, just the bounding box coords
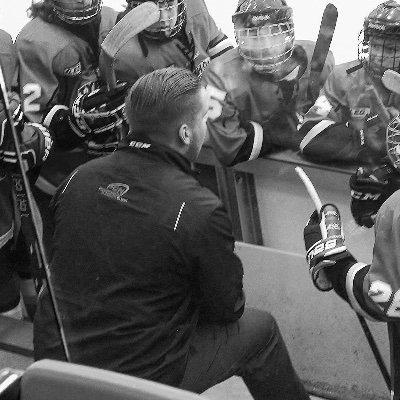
[233,0,295,74]
[126,0,186,40]
[358,1,400,79]
[51,0,102,25]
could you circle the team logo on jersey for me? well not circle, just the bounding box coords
[98,183,129,203]
[64,62,82,77]
[351,108,370,119]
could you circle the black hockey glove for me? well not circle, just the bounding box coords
[71,80,128,137]
[349,163,400,228]
[43,81,128,149]
[304,204,355,291]
[1,92,52,171]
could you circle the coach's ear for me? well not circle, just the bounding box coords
[178,124,191,145]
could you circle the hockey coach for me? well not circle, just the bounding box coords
[34,67,310,400]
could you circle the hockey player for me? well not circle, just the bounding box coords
[0,29,52,319]
[299,0,400,165]
[16,0,128,249]
[16,0,126,197]
[109,0,234,82]
[203,0,335,167]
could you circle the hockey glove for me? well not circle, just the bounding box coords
[349,163,400,228]
[0,92,52,171]
[304,204,353,291]
[71,80,128,137]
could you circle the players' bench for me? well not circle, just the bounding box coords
[0,359,205,400]
[0,315,33,358]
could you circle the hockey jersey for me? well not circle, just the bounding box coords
[203,40,335,166]
[299,60,400,164]
[110,0,233,82]
[16,7,118,194]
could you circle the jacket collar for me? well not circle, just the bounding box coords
[118,133,194,176]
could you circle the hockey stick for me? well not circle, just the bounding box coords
[388,322,400,400]
[0,66,70,362]
[295,166,391,392]
[307,3,338,104]
[100,1,160,90]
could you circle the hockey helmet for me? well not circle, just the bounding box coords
[233,0,295,74]
[126,0,186,40]
[358,1,400,78]
[51,0,102,24]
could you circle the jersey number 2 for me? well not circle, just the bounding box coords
[23,83,41,113]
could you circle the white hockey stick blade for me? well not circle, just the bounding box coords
[382,69,400,96]
[101,1,160,58]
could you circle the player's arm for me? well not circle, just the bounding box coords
[299,66,397,164]
[204,65,279,166]
[193,204,245,323]
[303,201,398,321]
[202,2,234,60]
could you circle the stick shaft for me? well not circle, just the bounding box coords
[295,167,323,211]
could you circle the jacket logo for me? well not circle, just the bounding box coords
[64,62,82,76]
[98,183,129,203]
[129,141,151,149]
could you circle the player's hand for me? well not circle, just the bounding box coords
[71,80,128,137]
[0,92,52,171]
[349,163,398,228]
[303,204,352,291]
[1,122,53,171]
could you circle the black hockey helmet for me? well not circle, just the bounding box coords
[126,0,186,41]
[232,0,295,74]
[358,0,400,78]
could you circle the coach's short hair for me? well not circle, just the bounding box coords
[125,67,204,134]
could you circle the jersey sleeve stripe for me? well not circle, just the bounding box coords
[248,121,263,161]
[299,120,336,152]
[0,223,14,249]
[346,262,380,321]
[208,37,234,59]
[43,105,69,128]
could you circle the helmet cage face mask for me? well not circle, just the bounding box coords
[358,29,400,78]
[52,0,102,25]
[127,0,186,40]
[233,7,295,74]
[387,114,400,171]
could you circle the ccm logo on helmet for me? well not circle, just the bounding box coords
[351,190,381,201]
[307,239,338,261]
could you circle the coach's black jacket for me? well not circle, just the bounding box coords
[34,135,244,386]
